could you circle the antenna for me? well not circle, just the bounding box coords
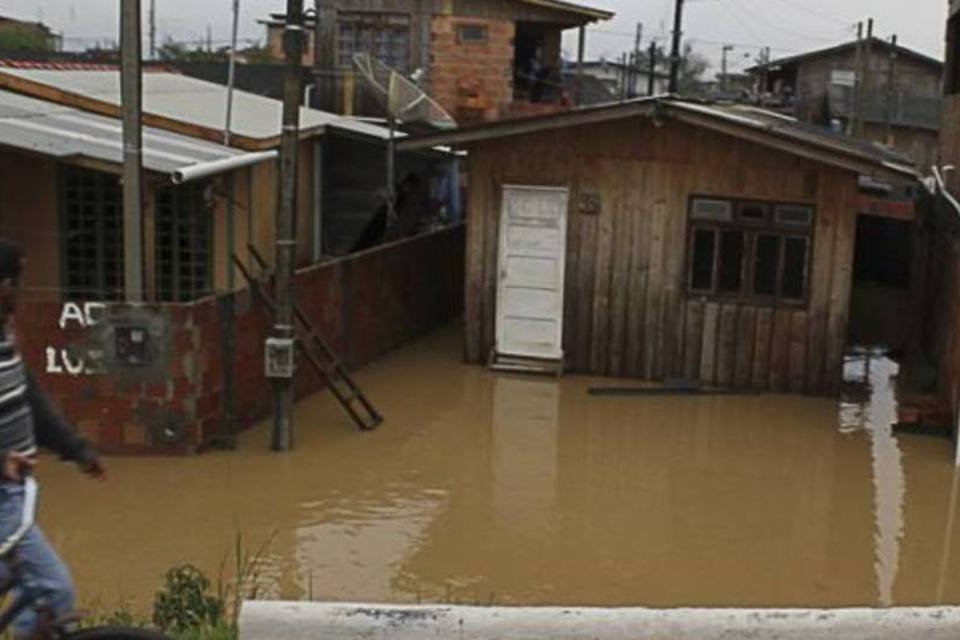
[352,53,456,224]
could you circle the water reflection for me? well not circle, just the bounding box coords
[26,325,960,612]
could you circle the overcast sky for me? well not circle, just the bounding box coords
[0,0,948,76]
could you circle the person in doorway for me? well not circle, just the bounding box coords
[0,238,105,639]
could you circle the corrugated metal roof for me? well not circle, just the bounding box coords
[0,88,260,174]
[397,96,918,180]
[0,68,394,141]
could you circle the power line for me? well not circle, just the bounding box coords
[588,28,796,53]
[729,0,851,44]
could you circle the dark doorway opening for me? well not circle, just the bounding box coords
[847,214,915,349]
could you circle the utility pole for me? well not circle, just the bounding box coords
[620,53,630,102]
[148,0,156,59]
[315,0,337,112]
[885,34,898,145]
[852,21,864,138]
[631,22,643,98]
[863,17,874,139]
[757,47,770,105]
[206,23,213,52]
[648,41,657,95]
[272,0,305,451]
[721,44,733,95]
[120,0,144,303]
[224,0,240,145]
[668,0,684,93]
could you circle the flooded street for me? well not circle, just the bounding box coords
[30,324,960,612]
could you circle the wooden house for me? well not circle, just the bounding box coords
[262,0,613,122]
[401,99,917,394]
[750,38,943,169]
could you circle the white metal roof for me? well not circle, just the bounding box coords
[0,88,269,175]
[0,68,393,141]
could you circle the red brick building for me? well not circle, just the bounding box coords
[264,0,613,123]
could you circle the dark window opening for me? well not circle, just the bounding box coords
[753,234,780,297]
[513,22,563,105]
[687,197,814,305]
[337,12,410,71]
[738,202,768,222]
[690,229,716,291]
[156,182,213,303]
[457,24,487,44]
[718,230,745,293]
[61,165,124,301]
[852,215,912,288]
[782,237,808,300]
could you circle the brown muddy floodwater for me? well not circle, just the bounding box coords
[29,324,960,613]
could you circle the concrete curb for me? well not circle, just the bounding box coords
[239,601,960,640]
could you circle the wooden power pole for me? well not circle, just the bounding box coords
[668,0,684,93]
[885,34,898,145]
[272,0,306,451]
[852,21,864,138]
[148,0,156,59]
[631,22,642,98]
[721,44,734,94]
[315,0,337,112]
[648,42,657,95]
[120,0,144,303]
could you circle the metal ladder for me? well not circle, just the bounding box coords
[232,246,383,431]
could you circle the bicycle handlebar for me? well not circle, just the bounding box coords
[0,477,38,558]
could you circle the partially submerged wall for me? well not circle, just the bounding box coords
[17,225,465,454]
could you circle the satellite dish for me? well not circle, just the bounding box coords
[352,53,457,223]
[353,53,456,129]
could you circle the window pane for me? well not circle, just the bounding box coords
[782,237,808,300]
[718,230,745,293]
[753,233,780,296]
[61,165,123,301]
[691,198,733,221]
[775,204,813,227]
[738,202,768,222]
[458,24,488,43]
[690,228,716,291]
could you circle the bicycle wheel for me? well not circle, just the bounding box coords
[65,627,174,640]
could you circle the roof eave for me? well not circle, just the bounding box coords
[521,0,614,22]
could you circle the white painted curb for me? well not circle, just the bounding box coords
[239,601,960,640]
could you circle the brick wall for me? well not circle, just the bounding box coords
[18,225,465,455]
[430,16,515,124]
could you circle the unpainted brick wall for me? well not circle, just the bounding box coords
[18,225,465,455]
[430,16,515,123]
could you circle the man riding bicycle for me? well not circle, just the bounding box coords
[0,239,106,640]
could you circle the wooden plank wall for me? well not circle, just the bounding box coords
[942,97,960,193]
[464,118,860,395]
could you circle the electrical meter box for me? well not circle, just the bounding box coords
[265,337,296,379]
[115,325,150,367]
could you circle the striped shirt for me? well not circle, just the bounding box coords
[0,329,92,465]
[0,332,36,457]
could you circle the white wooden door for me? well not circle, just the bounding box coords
[495,185,569,361]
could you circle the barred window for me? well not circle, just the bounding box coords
[60,165,124,301]
[687,197,814,306]
[337,12,410,71]
[156,182,213,303]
